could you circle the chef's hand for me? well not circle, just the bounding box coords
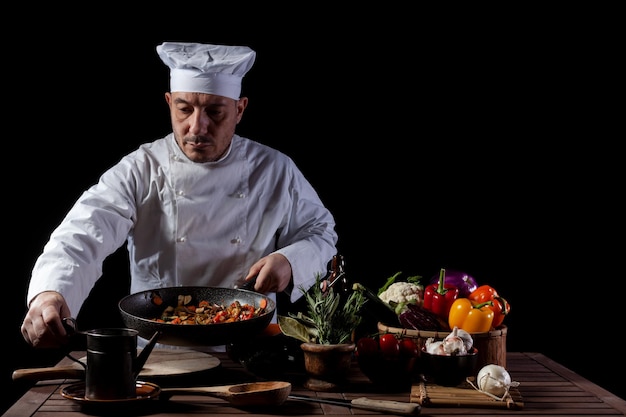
[21,291,72,348]
[244,253,292,293]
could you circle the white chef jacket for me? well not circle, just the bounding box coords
[27,133,338,320]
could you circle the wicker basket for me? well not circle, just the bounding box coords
[377,322,507,369]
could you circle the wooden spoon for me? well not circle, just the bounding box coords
[159,381,292,407]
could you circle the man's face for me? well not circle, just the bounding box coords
[165,92,247,163]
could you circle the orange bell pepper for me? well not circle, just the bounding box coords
[448,298,494,333]
[468,285,511,328]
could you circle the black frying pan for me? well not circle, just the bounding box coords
[118,286,275,347]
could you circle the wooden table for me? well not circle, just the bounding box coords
[4,351,625,416]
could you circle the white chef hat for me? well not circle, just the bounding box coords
[156,42,256,100]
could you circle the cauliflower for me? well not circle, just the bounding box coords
[378,282,423,314]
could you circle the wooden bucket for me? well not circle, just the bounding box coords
[377,322,507,369]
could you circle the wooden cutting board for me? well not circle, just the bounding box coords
[12,349,221,382]
[411,380,524,410]
[134,348,221,377]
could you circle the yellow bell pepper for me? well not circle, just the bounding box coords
[448,298,494,333]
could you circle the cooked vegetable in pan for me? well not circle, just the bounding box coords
[152,294,268,325]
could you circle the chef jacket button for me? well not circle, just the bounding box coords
[176,190,184,196]
[237,192,245,198]
[176,237,186,243]
[230,237,242,244]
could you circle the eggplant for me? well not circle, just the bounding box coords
[399,304,448,331]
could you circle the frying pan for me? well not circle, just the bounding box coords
[118,286,275,346]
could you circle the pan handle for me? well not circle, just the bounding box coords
[236,274,258,291]
[62,318,88,370]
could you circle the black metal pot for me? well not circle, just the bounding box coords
[118,286,275,347]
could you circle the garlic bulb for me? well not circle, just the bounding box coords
[425,327,475,356]
[454,327,473,351]
[443,326,471,355]
[424,337,445,355]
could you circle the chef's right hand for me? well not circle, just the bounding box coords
[21,291,72,349]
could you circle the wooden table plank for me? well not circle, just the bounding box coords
[4,351,626,417]
[2,384,58,417]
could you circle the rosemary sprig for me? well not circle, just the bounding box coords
[296,274,367,344]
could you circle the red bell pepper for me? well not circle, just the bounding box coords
[422,268,459,321]
[468,284,511,328]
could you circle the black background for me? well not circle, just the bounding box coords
[3,7,623,414]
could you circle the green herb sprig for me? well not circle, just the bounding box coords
[278,274,367,344]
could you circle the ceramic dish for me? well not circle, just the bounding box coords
[61,381,161,404]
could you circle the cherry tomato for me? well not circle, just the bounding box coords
[356,337,379,358]
[379,333,400,359]
[398,338,419,358]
